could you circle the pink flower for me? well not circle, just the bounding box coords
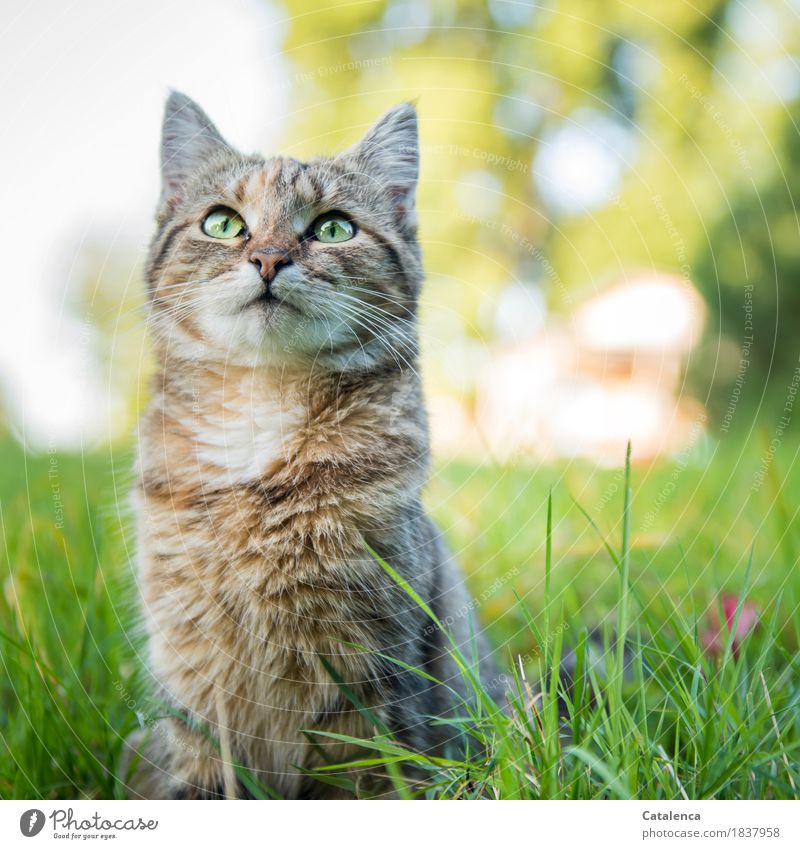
[700,594,759,657]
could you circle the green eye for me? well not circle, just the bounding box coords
[202,208,247,239]
[312,213,355,243]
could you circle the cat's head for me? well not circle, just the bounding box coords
[146,91,421,372]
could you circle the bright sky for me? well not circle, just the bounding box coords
[0,0,287,447]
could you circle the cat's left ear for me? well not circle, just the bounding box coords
[343,103,419,228]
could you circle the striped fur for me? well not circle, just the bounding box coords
[125,92,498,799]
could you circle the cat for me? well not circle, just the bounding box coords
[124,91,500,799]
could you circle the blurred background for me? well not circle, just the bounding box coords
[3,2,800,798]
[3,0,799,465]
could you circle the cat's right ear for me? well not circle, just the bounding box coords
[340,103,419,229]
[160,91,232,204]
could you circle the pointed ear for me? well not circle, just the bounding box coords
[160,91,233,201]
[343,103,419,227]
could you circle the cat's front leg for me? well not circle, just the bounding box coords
[121,720,228,799]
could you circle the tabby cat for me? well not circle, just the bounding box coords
[125,92,499,799]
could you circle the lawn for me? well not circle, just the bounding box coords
[1,427,798,799]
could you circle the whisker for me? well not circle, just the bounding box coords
[331,300,420,377]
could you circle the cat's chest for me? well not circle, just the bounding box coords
[186,378,306,486]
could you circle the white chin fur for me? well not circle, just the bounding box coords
[183,265,297,366]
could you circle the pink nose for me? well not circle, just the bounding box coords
[250,248,292,283]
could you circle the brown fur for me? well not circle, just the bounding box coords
[125,93,498,799]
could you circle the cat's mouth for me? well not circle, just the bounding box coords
[245,289,301,317]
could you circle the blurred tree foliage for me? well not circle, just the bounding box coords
[693,110,800,418]
[277,0,800,410]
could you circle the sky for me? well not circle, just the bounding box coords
[0,0,287,447]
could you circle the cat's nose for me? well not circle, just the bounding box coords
[249,248,292,283]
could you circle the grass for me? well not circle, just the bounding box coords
[0,428,798,799]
